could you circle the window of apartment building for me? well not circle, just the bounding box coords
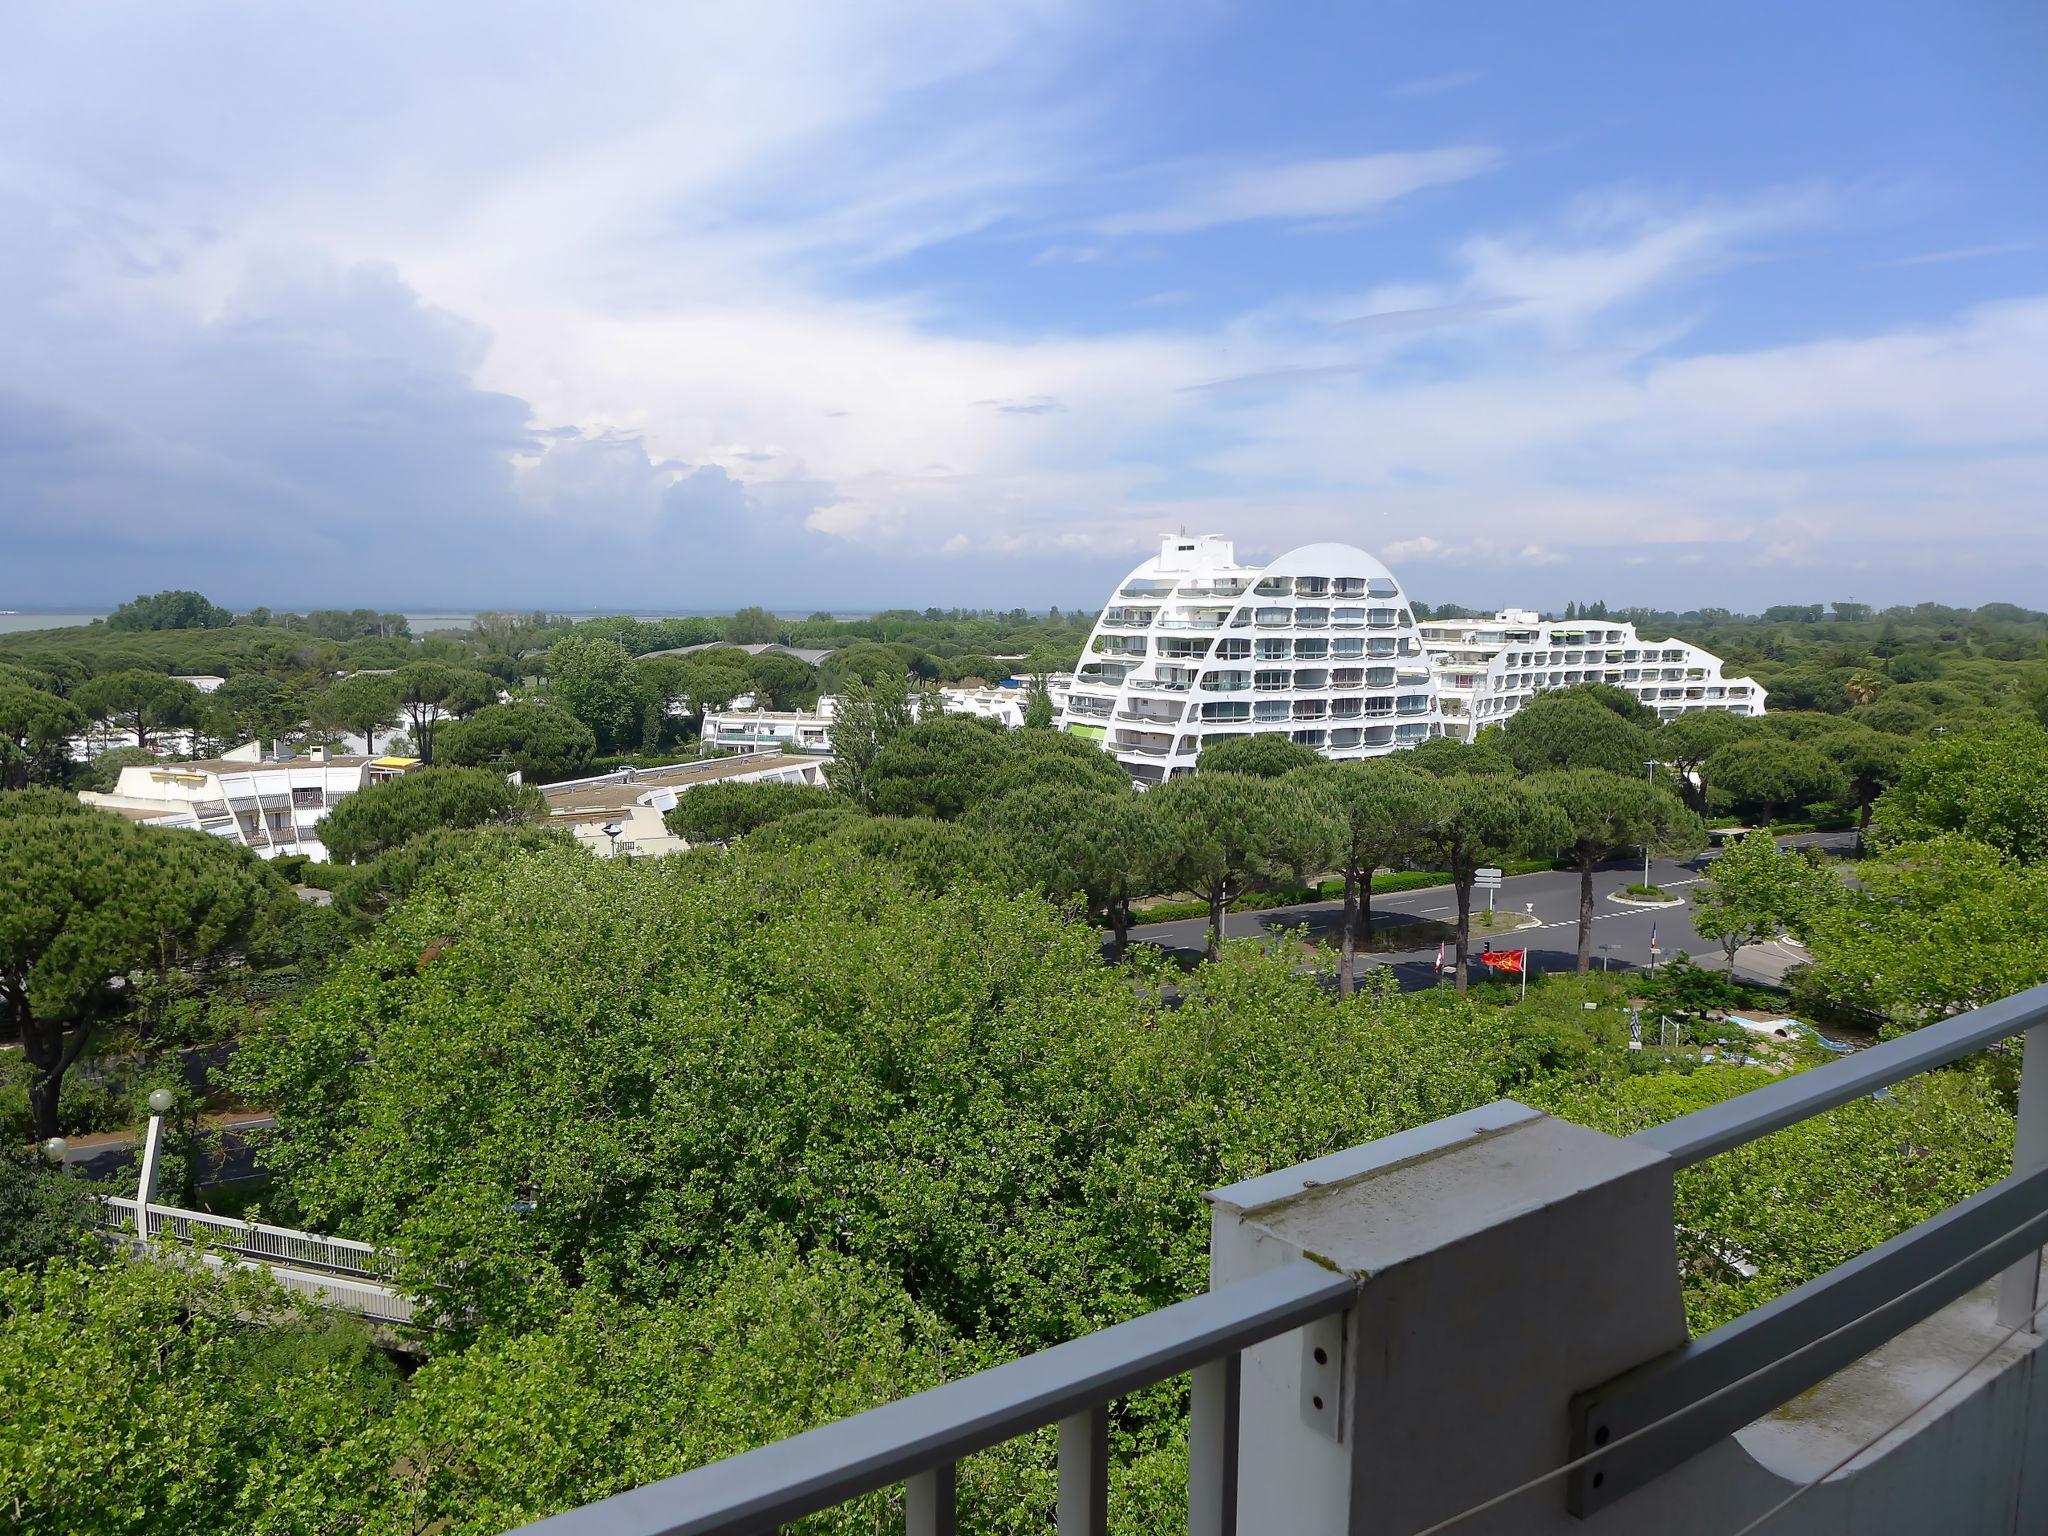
[1215,637,1251,660]
[1255,638,1289,660]
[292,787,323,808]
[1255,669,1289,691]
[1293,638,1328,659]
[1254,699,1288,721]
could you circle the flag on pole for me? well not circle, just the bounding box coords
[1479,949,1525,974]
[1649,922,1659,951]
[1434,941,1445,975]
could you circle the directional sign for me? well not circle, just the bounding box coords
[1474,867,1503,888]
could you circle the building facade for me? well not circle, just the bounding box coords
[78,745,419,860]
[1418,608,1767,741]
[1059,535,1442,784]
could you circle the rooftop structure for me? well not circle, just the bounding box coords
[539,753,827,858]
[639,641,837,668]
[78,745,419,861]
[1059,535,1442,783]
[1418,609,1767,741]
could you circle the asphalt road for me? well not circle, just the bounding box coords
[1120,832,1854,992]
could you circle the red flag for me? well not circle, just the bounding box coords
[1479,949,1526,974]
[1434,941,1445,974]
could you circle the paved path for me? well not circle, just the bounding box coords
[1119,832,1852,991]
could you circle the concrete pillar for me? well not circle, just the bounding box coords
[1208,1101,1688,1536]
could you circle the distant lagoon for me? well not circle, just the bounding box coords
[0,609,874,636]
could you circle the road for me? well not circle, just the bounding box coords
[1120,832,1852,992]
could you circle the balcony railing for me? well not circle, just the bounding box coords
[509,981,2048,1536]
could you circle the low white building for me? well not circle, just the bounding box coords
[539,754,829,857]
[1417,609,1767,740]
[701,676,1072,755]
[79,743,420,860]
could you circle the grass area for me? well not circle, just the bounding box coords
[1130,858,1563,925]
[1624,883,1670,900]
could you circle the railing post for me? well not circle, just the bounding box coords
[133,1113,165,1241]
[1998,1022,2048,1329]
[1057,1405,1109,1536]
[905,1463,955,1536]
[1187,1352,1239,1536]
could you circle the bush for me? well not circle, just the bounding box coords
[1624,883,1669,900]
[318,767,547,863]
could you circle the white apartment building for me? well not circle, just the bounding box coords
[701,676,1074,756]
[1060,535,1443,783]
[78,743,420,860]
[1418,608,1767,741]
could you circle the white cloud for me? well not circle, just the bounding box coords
[1095,147,1498,235]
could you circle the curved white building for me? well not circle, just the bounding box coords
[1060,535,1442,783]
[1418,609,1767,740]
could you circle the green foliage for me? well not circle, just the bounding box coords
[0,683,85,789]
[866,715,1014,820]
[1195,734,1322,779]
[1405,735,1516,778]
[1490,688,1653,775]
[0,1258,402,1536]
[0,1146,99,1271]
[435,701,597,784]
[75,745,163,793]
[1874,720,2048,864]
[1,808,293,1137]
[331,823,581,921]
[826,672,925,805]
[392,662,497,762]
[1689,831,1838,972]
[72,670,203,750]
[970,780,1162,939]
[105,589,234,631]
[1702,735,1848,824]
[309,673,401,753]
[544,635,646,755]
[1798,835,2048,1027]
[745,650,820,710]
[723,606,782,645]
[1533,768,1701,969]
[662,781,843,845]
[317,766,546,864]
[1147,772,1341,958]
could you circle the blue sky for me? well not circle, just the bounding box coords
[2,0,2043,612]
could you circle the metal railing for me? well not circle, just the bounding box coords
[1569,981,2048,1515]
[511,1259,1354,1536]
[97,1196,415,1323]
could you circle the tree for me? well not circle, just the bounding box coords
[331,823,578,921]
[972,780,1163,946]
[1797,835,2048,1027]
[203,672,306,753]
[1197,734,1323,778]
[1689,830,1837,973]
[0,683,83,789]
[1813,722,1910,850]
[1413,777,1567,994]
[1874,721,2048,864]
[393,663,498,764]
[677,650,757,715]
[827,672,923,806]
[1701,737,1847,827]
[1491,690,1651,775]
[1022,674,1055,730]
[1655,711,1748,815]
[1533,770,1702,971]
[663,781,842,845]
[75,746,159,793]
[1148,773,1340,959]
[866,716,1014,820]
[1,810,290,1137]
[0,1145,99,1271]
[1293,760,1444,996]
[71,670,201,751]
[317,766,547,864]
[104,589,233,631]
[745,651,819,711]
[311,674,401,756]
[723,606,782,645]
[436,702,597,784]
[1404,735,1516,779]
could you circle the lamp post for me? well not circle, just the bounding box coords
[601,820,623,858]
[40,1136,68,1165]
[134,1087,175,1240]
[1643,759,1657,886]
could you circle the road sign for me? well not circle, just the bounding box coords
[1474,867,1503,888]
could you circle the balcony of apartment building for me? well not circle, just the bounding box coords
[1177,577,1250,598]
[1291,699,1328,721]
[1100,607,1158,629]
[1367,608,1401,628]
[1396,694,1432,716]
[1158,613,1227,632]
[1116,701,1188,727]
[1119,577,1178,598]
[1254,575,1291,597]
[1291,668,1329,692]
[1064,694,1115,718]
[1198,671,1251,694]
[1157,637,1215,661]
[1253,607,1294,628]
[1111,727,1177,755]
[1331,668,1365,692]
[1129,668,1196,694]
[1254,669,1291,693]
[1293,607,1331,629]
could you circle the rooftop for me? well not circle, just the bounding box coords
[539,753,819,816]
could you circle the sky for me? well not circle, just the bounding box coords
[2,1,2044,615]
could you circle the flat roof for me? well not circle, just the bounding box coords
[541,753,821,815]
[146,754,377,775]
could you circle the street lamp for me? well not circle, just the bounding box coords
[1643,759,1657,886]
[601,820,623,858]
[40,1136,68,1164]
[147,1088,175,1115]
